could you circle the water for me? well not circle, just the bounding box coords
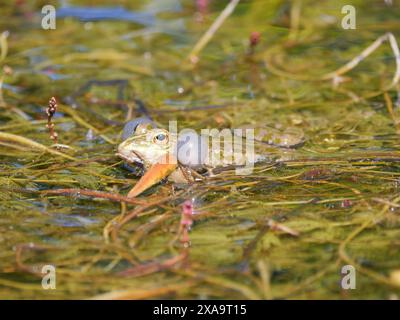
[0,0,400,299]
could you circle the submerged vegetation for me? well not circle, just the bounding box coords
[1,0,400,299]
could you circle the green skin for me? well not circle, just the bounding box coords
[116,124,197,183]
[117,126,176,170]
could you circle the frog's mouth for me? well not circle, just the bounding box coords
[116,147,145,166]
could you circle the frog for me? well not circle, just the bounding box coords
[117,119,304,197]
[117,122,200,197]
[117,120,262,197]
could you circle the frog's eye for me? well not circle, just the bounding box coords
[153,132,169,144]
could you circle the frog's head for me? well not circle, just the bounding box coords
[117,123,177,169]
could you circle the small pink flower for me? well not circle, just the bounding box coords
[249,31,261,48]
[182,200,193,216]
[341,199,353,208]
